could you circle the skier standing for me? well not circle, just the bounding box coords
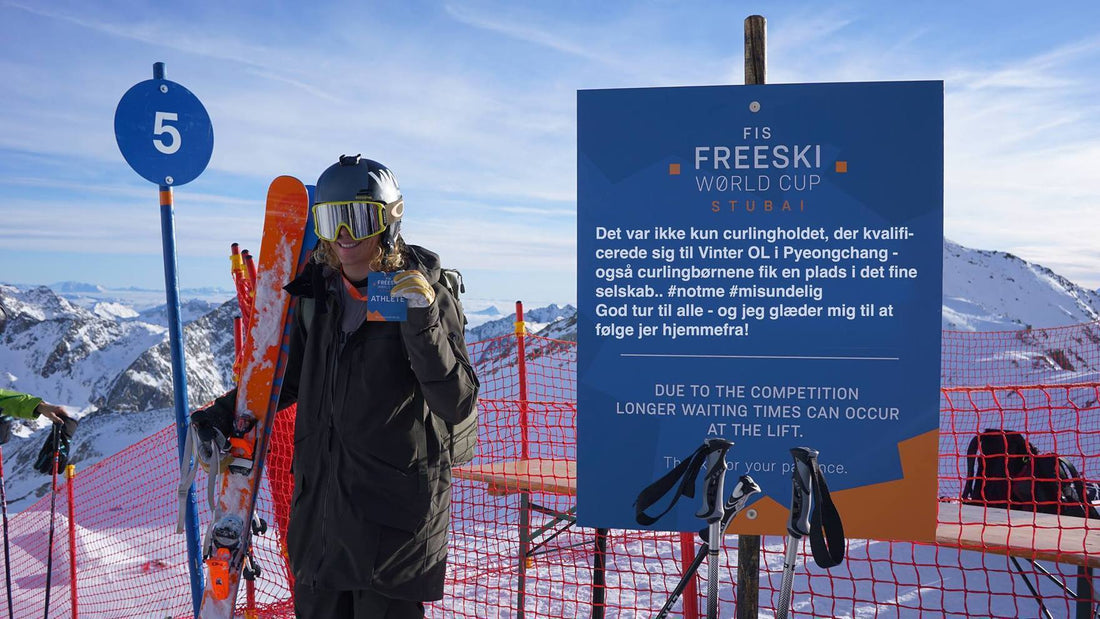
[193,155,479,618]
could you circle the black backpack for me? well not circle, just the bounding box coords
[961,428,1100,519]
[437,269,478,466]
[298,268,477,465]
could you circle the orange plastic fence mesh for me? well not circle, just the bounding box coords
[942,320,1100,387]
[4,322,1098,617]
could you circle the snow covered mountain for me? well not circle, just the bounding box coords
[0,285,167,409]
[942,239,1100,330]
[136,298,225,325]
[100,301,238,413]
[0,285,238,510]
[50,281,105,294]
[466,303,577,342]
[0,285,237,414]
[41,281,233,312]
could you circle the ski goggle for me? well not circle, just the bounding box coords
[312,200,393,242]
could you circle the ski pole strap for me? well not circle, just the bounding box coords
[635,441,717,526]
[176,426,198,534]
[806,454,845,569]
[176,424,225,534]
[695,438,734,523]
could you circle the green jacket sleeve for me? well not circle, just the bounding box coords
[0,388,43,420]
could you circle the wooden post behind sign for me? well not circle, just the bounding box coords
[744,15,766,85]
[736,21,767,619]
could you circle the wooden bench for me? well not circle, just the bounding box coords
[936,501,1098,618]
[455,458,576,496]
[937,502,1100,566]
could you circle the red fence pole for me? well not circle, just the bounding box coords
[245,578,257,618]
[514,301,531,617]
[515,301,529,460]
[66,464,77,619]
[679,532,700,619]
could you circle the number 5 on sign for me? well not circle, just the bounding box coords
[153,112,182,155]
[115,77,212,186]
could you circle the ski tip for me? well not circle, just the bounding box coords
[269,175,307,190]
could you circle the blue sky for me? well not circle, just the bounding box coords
[2,1,1099,305]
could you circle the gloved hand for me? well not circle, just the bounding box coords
[191,405,234,468]
[33,416,79,475]
[34,401,70,425]
[391,270,436,308]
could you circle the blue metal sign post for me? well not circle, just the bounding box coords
[114,62,213,617]
[577,81,943,540]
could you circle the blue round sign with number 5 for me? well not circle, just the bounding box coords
[114,78,213,187]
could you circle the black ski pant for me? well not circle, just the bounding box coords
[293,582,425,619]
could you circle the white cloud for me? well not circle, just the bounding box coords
[407,215,575,274]
[0,195,261,257]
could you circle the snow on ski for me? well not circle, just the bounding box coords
[199,175,309,618]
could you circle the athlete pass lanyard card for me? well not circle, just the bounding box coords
[343,273,407,321]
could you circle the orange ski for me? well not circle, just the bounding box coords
[199,176,310,618]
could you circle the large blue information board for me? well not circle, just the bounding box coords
[577,81,943,539]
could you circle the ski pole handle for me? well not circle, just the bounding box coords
[698,474,763,544]
[724,474,762,516]
[695,438,734,523]
[788,447,818,538]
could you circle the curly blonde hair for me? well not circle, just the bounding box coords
[312,236,408,273]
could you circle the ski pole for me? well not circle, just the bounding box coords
[242,249,257,293]
[0,446,12,619]
[656,475,761,619]
[776,447,817,619]
[44,425,60,619]
[695,438,733,619]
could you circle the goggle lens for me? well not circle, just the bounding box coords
[313,201,387,241]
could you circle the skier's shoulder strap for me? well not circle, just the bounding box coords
[434,266,478,465]
[299,296,316,333]
[439,268,467,331]
[440,268,464,300]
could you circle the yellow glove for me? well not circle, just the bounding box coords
[391,270,436,308]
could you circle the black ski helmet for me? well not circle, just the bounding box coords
[315,154,404,252]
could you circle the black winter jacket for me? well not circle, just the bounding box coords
[209,245,479,600]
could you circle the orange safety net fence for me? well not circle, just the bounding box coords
[942,320,1100,387]
[3,319,1099,617]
